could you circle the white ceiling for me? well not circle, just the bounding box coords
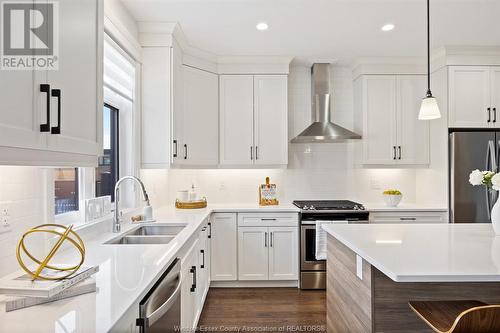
[121,0,500,64]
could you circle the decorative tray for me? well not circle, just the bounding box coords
[175,198,207,209]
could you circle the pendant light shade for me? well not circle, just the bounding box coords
[419,96,440,120]
[418,0,441,120]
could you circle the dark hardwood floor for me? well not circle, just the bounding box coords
[197,288,326,332]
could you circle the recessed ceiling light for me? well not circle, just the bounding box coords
[381,23,395,32]
[256,22,269,31]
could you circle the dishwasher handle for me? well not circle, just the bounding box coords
[137,259,181,329]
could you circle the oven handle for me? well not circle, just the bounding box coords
[301,220,369,225]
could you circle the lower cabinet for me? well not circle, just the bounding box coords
[238,226,298,281]
[210,213,238,281]
[181,238,199,331]
[369,210,448,223]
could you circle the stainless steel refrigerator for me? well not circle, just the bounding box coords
[450,131,499,223]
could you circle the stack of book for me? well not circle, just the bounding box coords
[0,265,99,312]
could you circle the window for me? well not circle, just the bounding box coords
[53,35,137,224]
[96,103,119,201]
[54,168,79,215]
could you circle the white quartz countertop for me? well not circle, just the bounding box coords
[323,223,500,283]
[363,203,447,212]
[0,204,298,333]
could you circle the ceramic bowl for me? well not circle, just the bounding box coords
[383,194,402,207]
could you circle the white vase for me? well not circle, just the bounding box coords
[491,195,500,235]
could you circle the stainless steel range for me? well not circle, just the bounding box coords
[293,200,369,290]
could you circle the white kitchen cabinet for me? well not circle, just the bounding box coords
[448,66,491,128]
[238,226,269,280]
[362,75,397,164]
[490,67,500,128]
[197,219,211,309]
[219,75,255,165]
[181,66,219,165]
[268,227,298,280]
[181,239,199,331]
[369,210,448,224]
[397,76,429,164]
[236,213,298,281]
[254,75,288,165]
[219,75,288,166]
[46,0,101,156]
[356,74,429,166]
[210,213,238,281]
[0,0,102,165]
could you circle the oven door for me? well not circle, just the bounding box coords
[300,225,326,271]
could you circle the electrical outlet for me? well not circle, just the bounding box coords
[219,182,226,191]
[0,215,11,234]
[370,178,381,190]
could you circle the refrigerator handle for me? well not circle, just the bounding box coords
[486,140,495,221]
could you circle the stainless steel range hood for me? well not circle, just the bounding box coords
[291,63,361,143]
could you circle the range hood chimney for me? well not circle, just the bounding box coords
[291,63,361,143]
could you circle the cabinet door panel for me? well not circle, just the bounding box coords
[171,42,184,165]
[219,75,254,165]
[238,227,269,280]
[210,213,237,281]
[268,227,298,280]
[181,240,199,331]
[448,66,490,128]
[182,66,219,165]
[491,67,500,128]
[46,0,101,156]
[254,75,288,165]
[397,76,429,165]
[0,71,47,150]
[363,76,397,164]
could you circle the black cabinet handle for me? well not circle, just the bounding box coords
[494,108,497,123]
[393,146,397,160]
[173,140,178,157]
[255,146,259,160]
[250,146,253,160]
[190,266,196,292]
[40,84,50,132]
[261,218,277,221]
[208,222,211,239]
[184,144,188,160]
[270,232,273,247]
[51,89,61,134]
[398,146,402,160]
[400,217,417,221]
[264,232,268,247]
[200,249,205,269]
[488,108,491,123]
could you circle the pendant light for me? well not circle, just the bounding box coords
[418,0,441,120]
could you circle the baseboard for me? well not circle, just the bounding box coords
[210,280,299,288]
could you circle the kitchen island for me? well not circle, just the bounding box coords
[323,223,500,333]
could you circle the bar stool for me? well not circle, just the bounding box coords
[408,300,500,333]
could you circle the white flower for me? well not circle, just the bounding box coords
[469,169,484,186]
[492,173,500,191]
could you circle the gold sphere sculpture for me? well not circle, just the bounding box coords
[16,224,85,281]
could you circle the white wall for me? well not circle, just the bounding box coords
[0,167,47,278]
[141,65,421,206]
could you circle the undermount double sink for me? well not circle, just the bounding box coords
[105,224,186,245]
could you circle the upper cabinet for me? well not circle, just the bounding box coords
[448,66,500,128]
[355,74,429,166]
[220,75,288,166]
[0,0,103,165]
[178,66,219,166]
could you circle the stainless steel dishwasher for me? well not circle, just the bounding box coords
[136,258,181,333]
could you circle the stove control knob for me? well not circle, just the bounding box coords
[309,205,315,210]
[303,205,309,210]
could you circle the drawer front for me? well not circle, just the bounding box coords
[370,211,448,224]
[237,213,299,227]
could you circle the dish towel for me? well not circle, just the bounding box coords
[315,220,348,260]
